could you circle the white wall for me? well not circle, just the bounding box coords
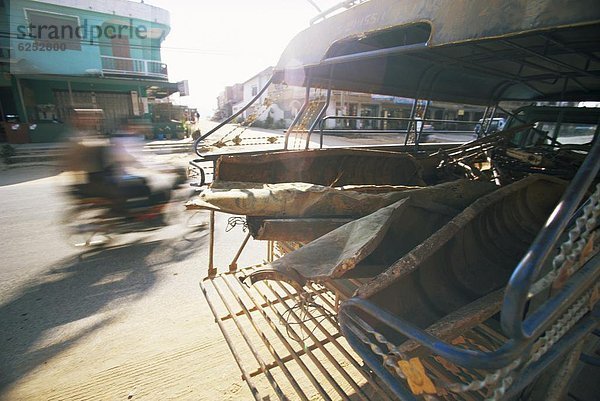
[268,103,284,121]
[238,71,274,120]
[33,0,170,25]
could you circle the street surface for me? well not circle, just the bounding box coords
[0,123,467,400]
[194,119,412,154]
[0,159,264,400]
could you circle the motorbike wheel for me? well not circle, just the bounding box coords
[186,210,207,229]
[62,205,113,247]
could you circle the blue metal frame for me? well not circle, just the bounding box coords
[340,304,597,401]
[502,136,600,339]
[338,135,600,398]
[340,254,599,369]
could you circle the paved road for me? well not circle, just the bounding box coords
[194,119,410,154]
[0,124,472,400]
[0,165,263,400]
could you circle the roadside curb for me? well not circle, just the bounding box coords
[3,140,195,167]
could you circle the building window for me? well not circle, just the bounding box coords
[25,10,81,50]
[251,86,258,96]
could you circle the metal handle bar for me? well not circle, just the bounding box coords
[188,158,206,187]
[194,76,274,157]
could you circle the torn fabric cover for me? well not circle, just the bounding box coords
[214,148,426,186]
[185,179,496,219]
[247,180,497,286]
[185,181,420,217]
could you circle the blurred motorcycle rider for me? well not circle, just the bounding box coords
[65,112,179,216]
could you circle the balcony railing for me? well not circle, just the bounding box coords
[100,56,168,80]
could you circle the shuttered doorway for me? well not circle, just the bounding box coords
[54,90,134,134]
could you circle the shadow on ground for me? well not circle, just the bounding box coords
[0,166,62,187]
[0,224,207,393]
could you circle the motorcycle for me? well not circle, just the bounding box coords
[62,140,187,247]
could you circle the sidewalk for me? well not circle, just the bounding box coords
[3,117,345,168]
[2,137,198,168]
[0,166,261,400]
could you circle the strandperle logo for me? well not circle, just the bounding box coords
[16,18,149,45]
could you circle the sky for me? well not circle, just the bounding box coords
[144,0,341,116]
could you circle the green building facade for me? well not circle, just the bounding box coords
[1,0,181,143]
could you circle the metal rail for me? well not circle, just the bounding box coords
[283,84,311,150]
[318,114,481,149]
[309,0,368,25]
[188,159,206,187]
[305,88,332,149]
[194,76,274,157]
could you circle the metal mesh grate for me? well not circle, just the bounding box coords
[201,265,396,401]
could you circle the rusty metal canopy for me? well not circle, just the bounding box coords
[274,0,600,104]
